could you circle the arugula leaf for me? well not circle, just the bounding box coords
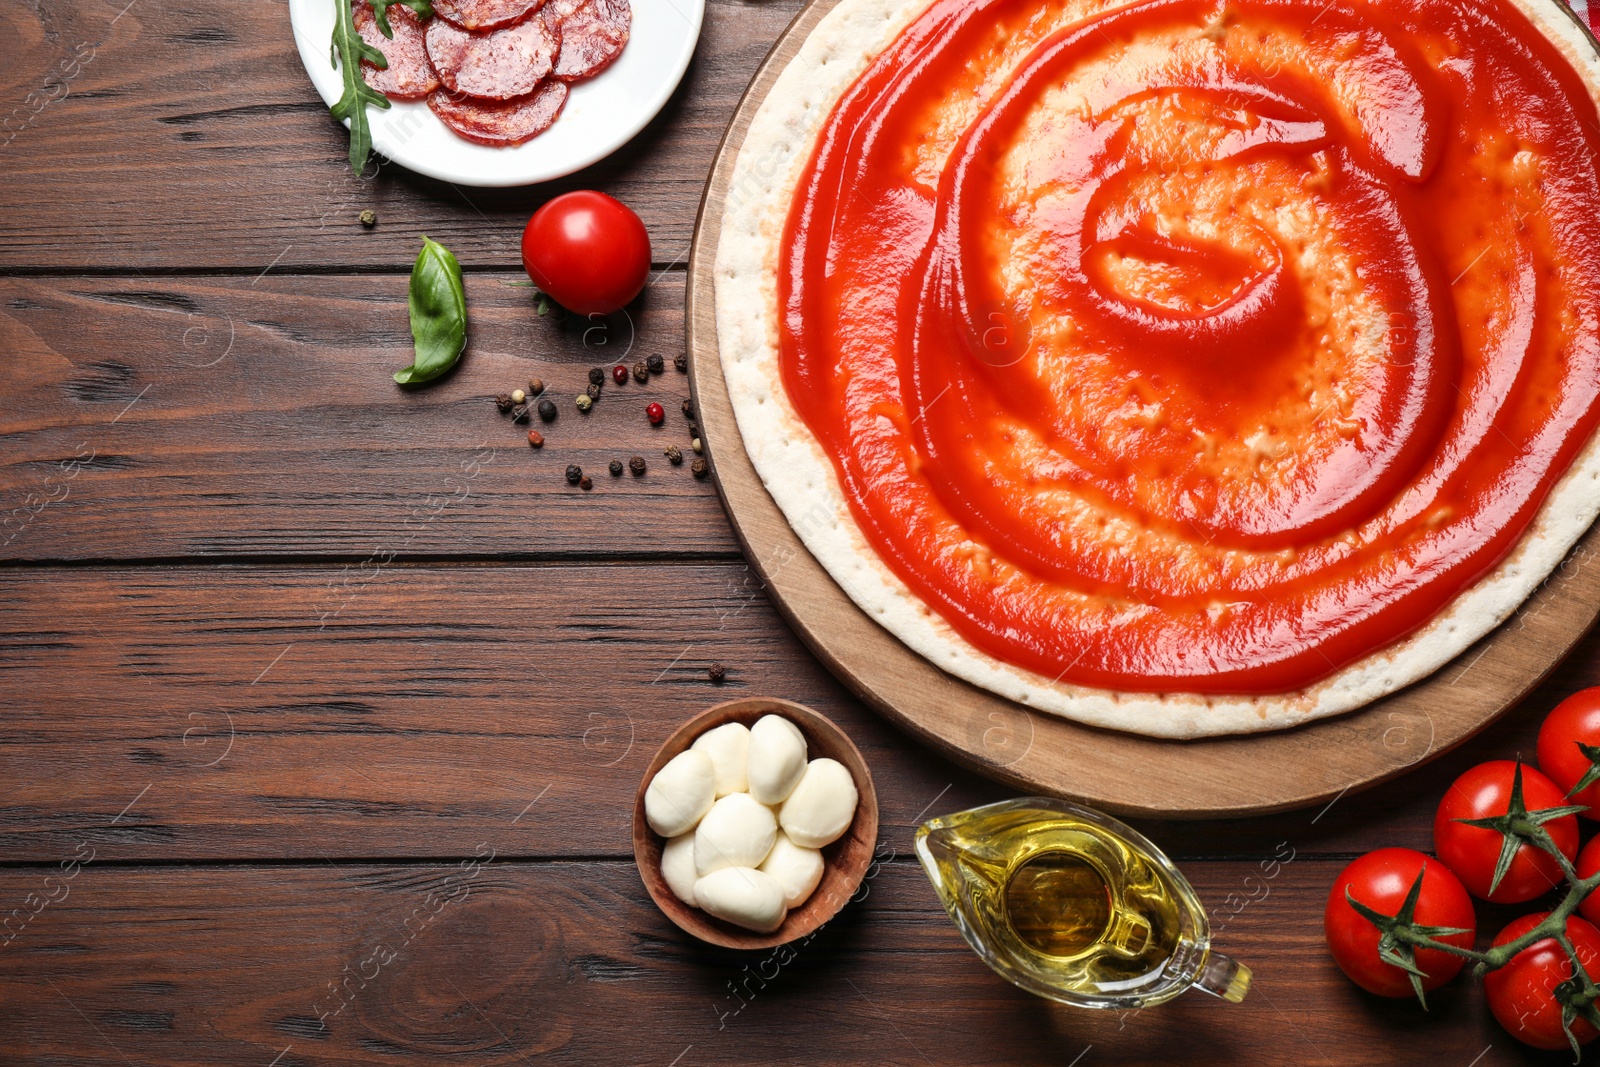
[371,0,433,38]
[394,237,469,386]
[329,0,391,174]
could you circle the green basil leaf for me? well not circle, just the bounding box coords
[329,0,391,174]
[394,236,467,385]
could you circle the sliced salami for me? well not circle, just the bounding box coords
[354,1,439,100]
[424,15,556,100]
[427,81,569,146]
[546,0,629,82]
[431,0,545,31]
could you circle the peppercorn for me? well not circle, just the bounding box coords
[610,459,624,476]
[629,455,646,476]
[495,393,514,413]
[580,476,592,490]
[691,437,703,453]
[528,377,545,397]
[538,398,558,422]
[632,360,649,384]
[647,354,664,375]
[527,430,544,448]
[708,662,726,683]
[359,209,377,228]
[586,382,602,401]
[664,444,683,465]
[682,400,695,420]
[674,353,688,372]
[512,388,527,404]
[646,402,665,426]
[576,393,594,413]
[612,364,629,385]
[692,458,709,479]
[686,420,699,438]
[589,366,606,387]
[511,404,530,423]
[566,464,582,485]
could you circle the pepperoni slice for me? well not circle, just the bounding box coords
[431,0,545,31]
[427,82,569,146]
[546,0,629,82]
[424,15,556,100]
[353,1,439,100]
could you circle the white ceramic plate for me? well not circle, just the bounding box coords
[288,0,704,185]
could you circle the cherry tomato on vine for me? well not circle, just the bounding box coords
[1433,761,1578,903]
[1484,913,1600,1051]
[521,191,652,316]
[1576,837,1600,927]
[1324,848,1476,998]
[1538,687,1600,819]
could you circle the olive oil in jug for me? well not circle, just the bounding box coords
[916,798,1250,1008]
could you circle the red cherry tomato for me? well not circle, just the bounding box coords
[1434,761,1578,903]
[1485,913,1600,1050]
[521,191,651,315]
[1577,837,1600,926]
[1324,848,1476,998]
[1538,688,1600,819]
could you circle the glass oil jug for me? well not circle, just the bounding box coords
[915,798,1250,1009]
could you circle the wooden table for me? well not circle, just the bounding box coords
[0,1,1593,1062]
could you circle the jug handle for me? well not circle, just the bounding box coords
[1193,951,1251,1003]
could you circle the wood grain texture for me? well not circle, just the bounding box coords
[0,0,804,271]
[683,0,1600,817]
[0,859,1546,1066]
[0,273,738,560]
[2,560,1595,864]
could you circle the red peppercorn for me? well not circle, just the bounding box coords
[646,402,665,426]
[527,430,544,448]
[612,364,629,385]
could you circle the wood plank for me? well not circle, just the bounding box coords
[0,272,740,560]
[1,561,1590,862]
[0,860,1526,1066]
[0,0,799,271]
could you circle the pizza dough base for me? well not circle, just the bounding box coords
[713,0,1600,738]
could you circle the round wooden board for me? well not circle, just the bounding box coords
[682,0,1600,819]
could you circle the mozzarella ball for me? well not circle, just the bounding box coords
[759,831,825,908]
[694,867,788,933]
[644,749,716,838]
[747,714,808,805]
[778,758,859,848]
[694,792,777,878]
[691,722,751,798]
[660,833,698,906]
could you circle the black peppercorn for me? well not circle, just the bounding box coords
[708,662,726,683]
[565,464,582,485]
[632,360,649,384]
[586,382,602,401]
[496,393,514,413]
[579,475,593,490]
[511,404,530,423]
[609,459,624,477]
[674,352,688,372]
[538,398,558,422]
[682,399,694,420]
[589,366,605,387]
[647,353,664,375]
[629,455,646,476]
[664,444,683,465]
[691,458,709,479]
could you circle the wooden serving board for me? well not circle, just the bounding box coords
[682,0,1600,818]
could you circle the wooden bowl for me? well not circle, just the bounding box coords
[633,697,880,949]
